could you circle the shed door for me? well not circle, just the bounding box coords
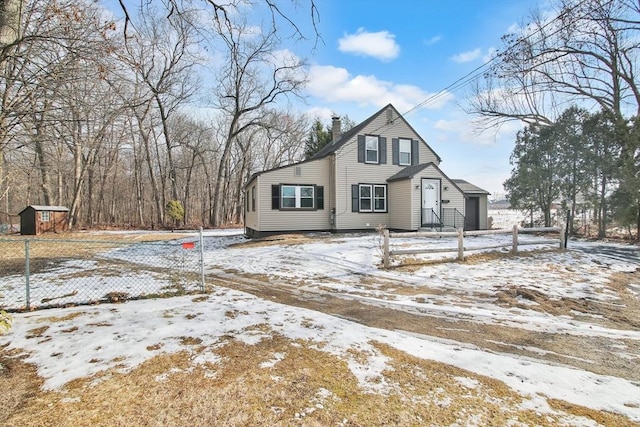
[422,179,440,225]
[465,197,480,230]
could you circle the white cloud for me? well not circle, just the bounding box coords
[424,35,442,46]
[306,65,454,112]
[450,48,482,63]
[338,28,400,61]
[482,47,498,63]
[305,107,335,123]
[433,117,522,146]
[506,23,521,34]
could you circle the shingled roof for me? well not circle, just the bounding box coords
[310,103,442,163]
[451,179,490,195]
[386,163,435,182]
[244,103,443,188]
[309,105,388,160]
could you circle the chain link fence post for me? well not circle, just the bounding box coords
[25,239,30,311]
[1,235,207,311]
[199,227,205,293]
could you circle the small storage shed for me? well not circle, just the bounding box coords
[19,205,70,235]
[451,180,490,231]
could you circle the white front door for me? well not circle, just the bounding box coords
[422,179,440,225]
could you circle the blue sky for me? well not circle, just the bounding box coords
[104,0,549,198]
[294,0,547,198]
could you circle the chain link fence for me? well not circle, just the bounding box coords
[0,231,205,311]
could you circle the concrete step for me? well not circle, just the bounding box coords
[419,226,458,232]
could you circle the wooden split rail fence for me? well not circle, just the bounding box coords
[382,225,566,269]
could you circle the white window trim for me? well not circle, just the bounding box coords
[399,138,412,166]
[373,185,387,212]
[359,184,387,213]
[41,211,51,222]
[281,185,315,209]
[365,135,379,164]
[251,186,256,211]
[359,184,372,212]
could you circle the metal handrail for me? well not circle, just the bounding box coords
[421,208,443,229]
[442,207,465,229]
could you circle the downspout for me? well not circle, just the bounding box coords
[330,153,336,231]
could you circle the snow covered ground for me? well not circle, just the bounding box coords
[1,227,639,423]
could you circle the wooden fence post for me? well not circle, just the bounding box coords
[560,221,566,250]
[457,227,464,261]
[383,229,390,269]
[512,225,518,254]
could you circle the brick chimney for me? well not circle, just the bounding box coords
[331,116,341,142]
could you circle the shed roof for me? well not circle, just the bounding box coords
[19,205,70,214]
[451,179,490,195]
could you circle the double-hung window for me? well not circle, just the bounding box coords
[281,185,314,209]
[374,185,386,211]
[399,138,411,165]
[358,184,387,212]
[359,185,372,211]
[251,186,256,211]
[365,135,379,163]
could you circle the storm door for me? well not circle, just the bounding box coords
[421,179,440,226]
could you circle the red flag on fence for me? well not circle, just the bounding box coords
[182,241,195,249]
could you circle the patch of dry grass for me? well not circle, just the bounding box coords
[0,232,190,276]
[2,329,635,426]
[0,348,44,426]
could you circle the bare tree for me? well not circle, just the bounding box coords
[0,0,317,231]
[468,0,640,126]
[209,16,307,226]
[117,0,321,44]
[114,2,201,227]
[0,0,24,223]
[0,1,122,227]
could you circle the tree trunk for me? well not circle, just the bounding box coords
[598,175,607,239]
[155,96,179,202]
[137,116,163,227]
[211,122,236,227]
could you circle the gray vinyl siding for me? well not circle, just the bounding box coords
[245,105,482,235]
[479,195,488,229]
[244,181,259,230]
[440,182,465,212]
[253,158,331,232]
[417,166,465,230]
[388,180,413,230]
[334,110,439,230]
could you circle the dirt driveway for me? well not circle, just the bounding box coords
[207,247,640,383]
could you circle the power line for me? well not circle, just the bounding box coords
[331,0,614,162]
[402,0,608,119]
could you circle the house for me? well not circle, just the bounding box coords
[18,205,70,235]
[244,104,489,238]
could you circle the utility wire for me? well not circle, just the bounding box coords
[331,0,615,163]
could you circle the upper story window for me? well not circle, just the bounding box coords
[365,135,379,163]
[358,134,387,164]
[41,211,51,222]
[399,138,412,165]
[392,138,419,166]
